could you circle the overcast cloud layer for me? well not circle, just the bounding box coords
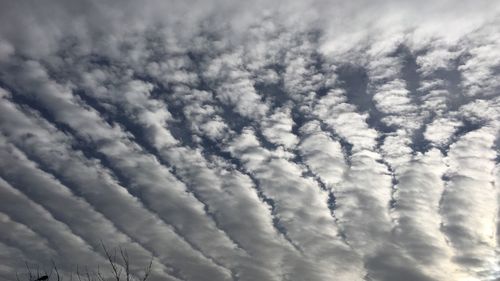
[0,1,499,281]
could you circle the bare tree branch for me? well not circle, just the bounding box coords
[76,265,83,281]
[119,247,130,281]
[141,257,153,281]
[96,265,105,281]
[25,261,33,281]
[84,267,92,281]
[16,243,153,281]
[101,241,121,281]
[52,260,61,281]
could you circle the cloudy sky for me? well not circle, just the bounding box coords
[0,0,499,280]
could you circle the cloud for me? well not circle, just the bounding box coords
[440,127,498,275]
[0,1,499,280]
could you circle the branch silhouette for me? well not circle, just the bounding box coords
[16,244,153,281]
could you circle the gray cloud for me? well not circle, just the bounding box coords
[0,1,499,281]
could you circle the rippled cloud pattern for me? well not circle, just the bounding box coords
[0,1,499,280]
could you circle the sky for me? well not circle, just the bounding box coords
[0,0,499,281]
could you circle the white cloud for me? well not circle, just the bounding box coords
[440,127,498,277]
[0,2,499,280]
[424,117,462,146]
